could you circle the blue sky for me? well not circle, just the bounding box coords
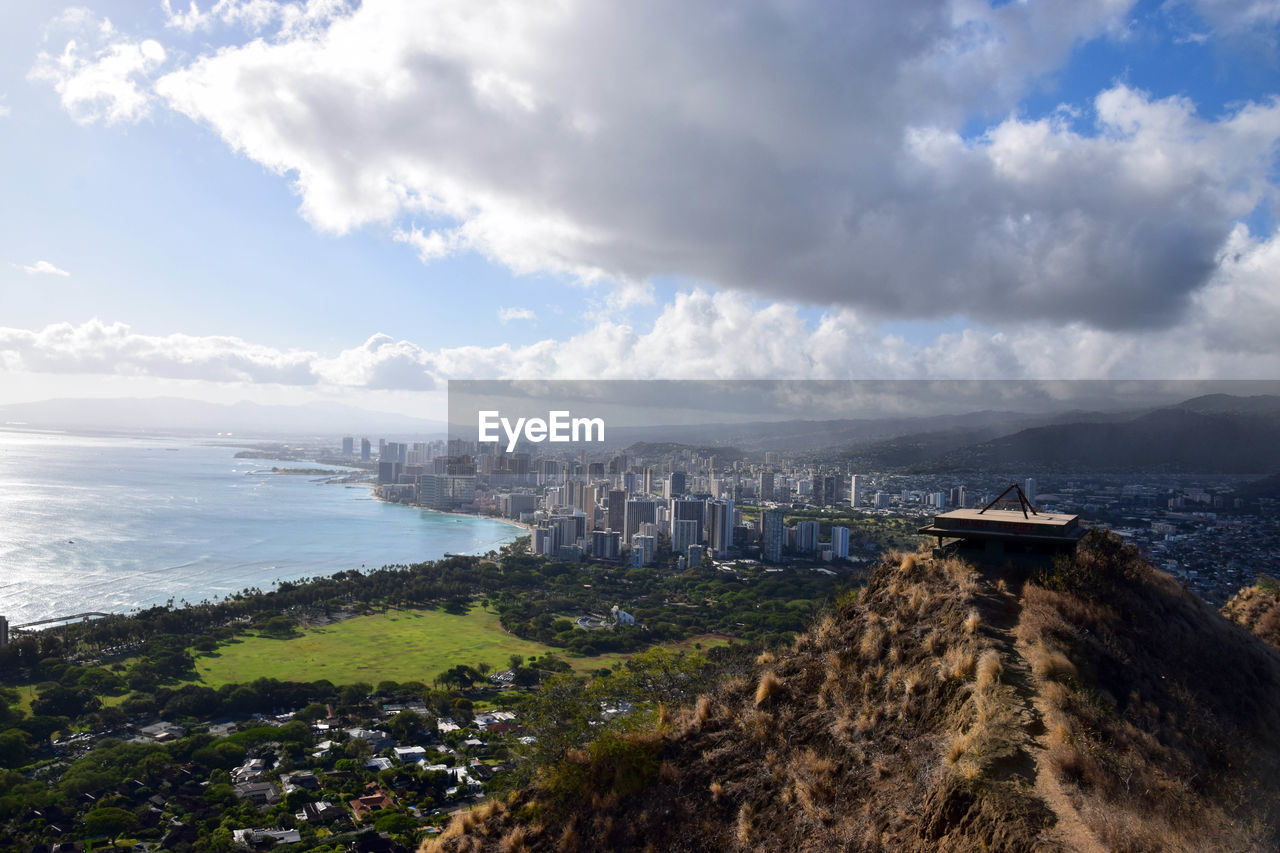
[1,1,1279,416]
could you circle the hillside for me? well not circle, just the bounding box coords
[1223,582,1280,650]
[425,532,1280,852]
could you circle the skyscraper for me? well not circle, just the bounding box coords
[1025,477,1037,506]
[360,438,371,461]
[625,498,659,543]
[672,518,700,556]
[850,474,863,507]
[758,471,775,502]
[607,489,626,533]
[671,498,707,543]
[830,526,850,559]
[796,520,819,553]
[708,498,734,556]
[762,508,784,563]
[342,436,354,456]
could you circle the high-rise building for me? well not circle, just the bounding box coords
[631,534,656,566]
[758,471,775,502]
[810,475,827,506]
[607,490,627,534]
[850,475,863,507]
[688,544,705,566]
[420,474,476,508]
[1025,477,1037,506]
[795,520,820,553]
[0,614,8,648]
[762,508,784,563]
[342,437,354,456]
[625,498,659,543]
[672,518,700,556]
[811,475,838,506]
[875,492,891,510]
[671,498,707,543]
[668,471,687,498]
[360,438,371,461]
[708,499,734,556]
[592,530,622,560]
[830,526,850,559]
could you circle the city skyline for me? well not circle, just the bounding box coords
[2,1,1279,421]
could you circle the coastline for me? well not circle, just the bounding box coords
[364,484,532,534]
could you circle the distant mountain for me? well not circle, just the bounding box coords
[0,397,445,438]
[604,407,1140,455]
[849,395,1280,474]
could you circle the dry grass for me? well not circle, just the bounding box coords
[860,624,886,659]
[964,608,981,635]
[709,780,724,802]
[756,670,782,705]
[975,649,1003,692]
[1027,641,1077,681]
[693,694,713,727]
[735,804,755,845]
[756,650,776,665]
[499,826,528,853]
[938,644,976,681]
[556,820,580,853]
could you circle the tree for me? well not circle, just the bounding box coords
[83,806,139,841]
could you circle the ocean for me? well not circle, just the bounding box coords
[0,430,519,626]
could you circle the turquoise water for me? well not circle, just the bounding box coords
[0,430,518,626]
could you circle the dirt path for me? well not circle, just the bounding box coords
[1023,684,1108,853]
[975,580,1108,853]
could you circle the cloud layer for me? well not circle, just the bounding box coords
[5,224,1280,391]
[135,0,1279,331]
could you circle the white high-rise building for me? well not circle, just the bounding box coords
[850,475,864,507]
[672,519,699,555]
[796,520,819,553]
[830,526,850,559]
[1025,477,1037,506]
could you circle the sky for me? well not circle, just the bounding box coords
[1,0,1279,420]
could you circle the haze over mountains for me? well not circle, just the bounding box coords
[5,393,1280,476]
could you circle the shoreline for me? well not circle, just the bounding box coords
[365,484,533,535]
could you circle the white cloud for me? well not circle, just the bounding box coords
[0,319,319,384]
[162,0,352,37]
[29,11,166,125]
[130,0,1280,333]
[1187,0,1280,30]
[4,225,1280,392]
[497,307,536,324]
[18,260,71,277]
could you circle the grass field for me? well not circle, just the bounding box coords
[194,607,738,688]
[194,607,563,687]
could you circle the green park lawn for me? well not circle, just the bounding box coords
[194,607,737,688]
[196,607,588,687]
